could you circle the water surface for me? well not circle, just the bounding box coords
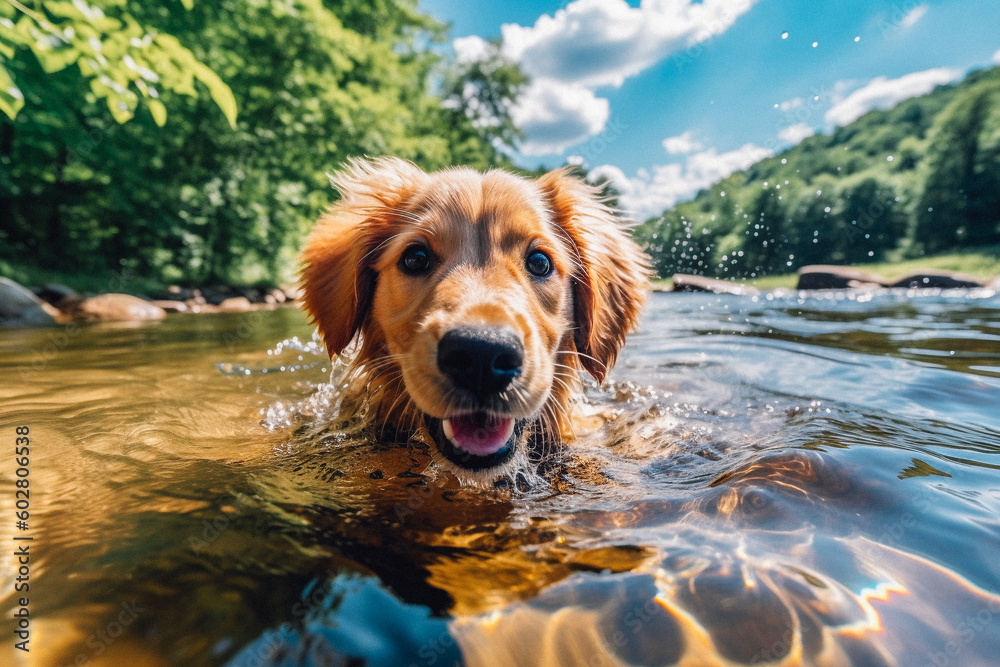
[2,290,999,666]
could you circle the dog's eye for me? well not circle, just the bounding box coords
[400,245,432,275]
[525,250,553,278]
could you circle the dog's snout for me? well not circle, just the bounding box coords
[437,326,523,397]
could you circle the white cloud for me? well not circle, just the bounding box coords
[778,122,814,144]
[590,142,772,219]
[993,48,1000,66]
[453,35,491,64]
[662,131,703,155]
[513,81,610,156]
[501,0,757,89]
[900,4,928,28]
[453,0,758,155]
[824,67,962,128]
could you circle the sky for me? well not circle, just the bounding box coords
[418,0,1000,219]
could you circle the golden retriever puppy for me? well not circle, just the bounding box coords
[300,158,648,483]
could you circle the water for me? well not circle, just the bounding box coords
[2,290,999,666]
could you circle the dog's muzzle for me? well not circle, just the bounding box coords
[428,326,525,470]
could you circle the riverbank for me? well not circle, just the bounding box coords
[650,246,1000,292]
[3,251,1000,327]
[0,276,298,328]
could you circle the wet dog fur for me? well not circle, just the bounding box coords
[300,158,649,485]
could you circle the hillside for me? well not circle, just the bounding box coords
[633,66,1000,280]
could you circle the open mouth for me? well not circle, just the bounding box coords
[424,412,523,471]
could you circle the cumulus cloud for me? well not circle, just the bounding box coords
[453,35,491,64]
[454,0,758,155]
[502,0,757,89]
[590,142,772,219]
[513,80,610,155]
[778,122,814,144]
[662,131,703,155]
[824,67,962,128]
[993,48,1000,66]
[900,4,928,28]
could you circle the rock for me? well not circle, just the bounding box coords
[988,276,1000,290]
[889,271,984,289]
[218,296,254,313]
[268,288,287,304]
[185,303,220,314]
[671,274,760,295]
[151,300,189,313]
[281,285,302,301]
[75,294,167,322]
[235,287,264,303]
[35,283,80,305]
[796,265,888,290]
[202,285,237,305]
[0,277,59,327]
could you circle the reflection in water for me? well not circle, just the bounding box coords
[2,290,1000,666]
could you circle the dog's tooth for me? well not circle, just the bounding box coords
[442,418,456,444]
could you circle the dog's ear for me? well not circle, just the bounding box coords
[300,157,426,357]
[537,168,650,384]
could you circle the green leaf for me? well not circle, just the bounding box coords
[33,45,81,73]
[0,62,24,119]
[193,61,237,129]
[147,97,166,126]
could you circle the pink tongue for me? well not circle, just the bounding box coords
[444,413,514,456]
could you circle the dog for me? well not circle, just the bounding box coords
[300,158,649,484]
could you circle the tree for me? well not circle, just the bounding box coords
[0,0,235,125]
[913,82,995,252]
[0,0,527,286]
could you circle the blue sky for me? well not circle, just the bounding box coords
[419,0,1000,218]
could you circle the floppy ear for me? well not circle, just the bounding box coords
[537,168,650,384]
[299,157,426,357]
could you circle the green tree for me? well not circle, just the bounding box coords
[0,0,525,285]
[0,0,235,125]
[913,82,997,253]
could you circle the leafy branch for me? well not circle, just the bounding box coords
[0,0,235,126]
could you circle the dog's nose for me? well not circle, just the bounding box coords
[437,326,523,398]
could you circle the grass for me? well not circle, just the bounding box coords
[653,245,1000,291]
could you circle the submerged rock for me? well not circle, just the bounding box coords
[218,296,254,313]
[889,271,984,289]
[796,265,888,290]
[75,293,167,322]
[35,283,80,306]
[151,300,190,313]
[0,277,60,327]
[670,274,760,295]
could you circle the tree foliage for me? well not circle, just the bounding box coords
[635,66,1000,279]
[0,0,234,125]
[0,0,523,285]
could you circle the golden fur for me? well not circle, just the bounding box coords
[300,157,649,482]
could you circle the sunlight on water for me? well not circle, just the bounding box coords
[2,290,1000,666]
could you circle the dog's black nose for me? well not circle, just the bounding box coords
[437,326,523,398]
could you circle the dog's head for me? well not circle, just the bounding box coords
[300,158,648,480]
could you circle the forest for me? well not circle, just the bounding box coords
[0,0,522,286]
[633,66,1000,280]
[2,1,998,288]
